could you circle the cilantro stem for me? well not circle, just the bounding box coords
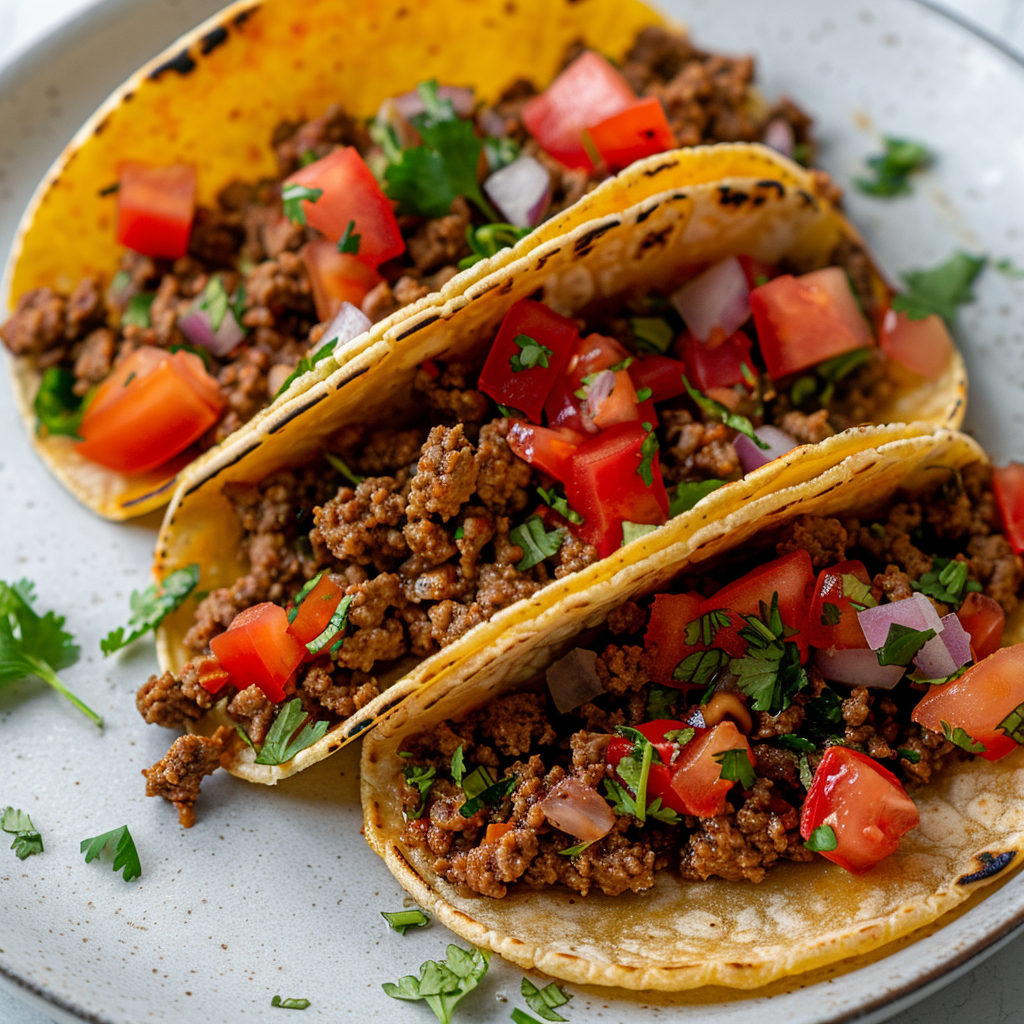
[634,740,653,825]
[28,656,102,727]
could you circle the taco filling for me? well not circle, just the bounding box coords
[137,237,951,826]
[392,462,1024,895]
[2,27,815,479]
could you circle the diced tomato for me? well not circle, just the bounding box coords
[194,655,231,696]
[521,51,636,170]
[800,746,919,873]
[879,309,953,380]
[590,370,641,429]
[701,550,815,660]
[586,96,676,171]
[477,299,579,421]
[566,421,669,558]
[606,719,694,817]
[993,463,1024,555]
[675,330,754,391]
[485,822,514,844]
[545,333,632,433]
[805,560,871,651]
[209,603,306,703]
[737,254,776,289]
[628,355,688,403]
[645,592,703,685]
[116,163,196,260]
[506,421,584,483]
[957,591,1005,662]
[301,240,382,322]
[284,147,404,267]
[668,722,754,817]
[750,268,873,380]
[912,643,1024,761]
[287,574,347,656]
[76,347,225,474]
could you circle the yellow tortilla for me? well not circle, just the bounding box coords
[362,428,1024,991]
[155,162,964,784]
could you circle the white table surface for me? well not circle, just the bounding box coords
[3,1,1024,1022]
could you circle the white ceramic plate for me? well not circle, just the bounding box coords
[4,2,1024,1022]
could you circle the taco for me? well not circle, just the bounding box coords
[0,0,822,521]
[138,151,965,827]
[361,429,1024,990]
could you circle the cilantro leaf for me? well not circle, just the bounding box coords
[510,516,566,571]
[820,602,841,626]
[803,688,844,743]
[101,564,200,655]
[635,386,653,402]
[459,773,516,818]
[305,594,353,655]
[673,648,729,688]
[510,334,553,373]
[282,183,323,226]
[80,825,141,881]
[668,478,725,517]
[637,421,659,487]
[798,754,814,790]
[450,744,466,785]
[287,570,327,624]
[998,700,1024,745]
[0,579,98,726]
[682,376,768,449]
[995,258,1024,280]
[907,664,969,686]
[273,340,336,399]
[253,698,329,765]
[197,276,237,332]
[1,807,43,860]
[646,686,677,718]
[875,622,935,667]
[840,573,877,609]
[630,317,675,354]
[645,797,681,824]
[325,452,365,487]
[381,908,430,935]
[33,367,87,439]
[729,594,807,714]
[270,996,311,1010]
[684,609,733,647]
[773,733,816,754]
[557,837,599,858]
[892,252,986,326]
[912,557,972,607]
[855,137,932,197]
[897,747,922,764]
[383,944,491,1024]
[458,222,530,270]
[337,220,361,255]
[664,727,695,746]
[536,486,583,524]
[804,824,837,852]
[941,720,986,754]
[611,725,658,824]
[122,292,156,328]
[404,764,437,820]
[521,977,571,1022]
[622,521,658,545]
[713,748,757,789]
[483,135,521,171]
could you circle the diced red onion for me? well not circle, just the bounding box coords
[538,777,616,841]
[671,257,751,343]
[735,425,798,473]
[323,301,372,356]
[763,118,795,158]
[583,369,616,421]
[390,84,475,120]
[546,648,603,714]
[483,155,552,229]
[913,613,972,678]
[178,305,245,358]
[859,593,944,651]
[814,648,906,690]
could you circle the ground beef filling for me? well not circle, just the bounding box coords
[1,26,816,450]
[397,466,1023,896]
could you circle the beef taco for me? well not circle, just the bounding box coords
[138,154,965,826]
[361,429,1024,990]
[0,0,826,521]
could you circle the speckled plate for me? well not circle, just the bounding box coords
[3,2,1024,1023]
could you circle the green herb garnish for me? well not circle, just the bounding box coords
[510,516,566,571]
[622,521,658,545]
[337,219,361,255]
[271,996,311,1010]
[101,565,200,655]
[521,977,571,1022]
[252,699,329,766]
[892,252,986,326]
[912,557,975,607]
[636,421,659,487]
[381,908,430,934]
[668,478,725,517]
[630,317,674,353]
[458,773,516,818]
[729,593,807,715]
[855,137,932,197]
[80,825,141,881]
[458,222,530,270]
[383,946,491,1024]
[673,648,729,688]
[897,748,922,764]
[536,486,582,524]
[33,367,87,439]
[713,748,757,789]
[273,339,336,398]
[122,292,156,328]
[1,807,43,860]
[941,720,986,754]
[404,764,437,820]
[282,183,323,226]
[684,609,732,647]
[645,685,678,718]
[804,824,837,852]
[682,376,768,449]
[875,622,935,667]
[510,334,553,373]
[325,452,365,487]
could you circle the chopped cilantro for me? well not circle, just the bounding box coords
[306,594,353,654]
[789,375,817,407]
[511,1010,545,1024]
[855,137,932,197]
[907,664,969,686]
[1,807,43,860]
[630,316,675,353]
[454,525,465,541]
[668,478,725,518]
[252,699,329,765]
[300,149,319,167]
[521,978,571,1022]
[612,725,659,824]
[673,648,729,688]
[820,602,841,626]
[995,258,1024,280]
[602,779,679,825]
[287,570,327,624]
[458,222,530,270]
[509,334,553,372]
[729,594,807,715]
[774,734,816,754]
[636,421,659,486]
[798,754,814,790]
[325,452,364,487]
[122,292,156,328]
[999,701,1024,745]
[875,622,935,667]
[803,688,844,743]
[713,748,757,789]
[510,516,566,571]
[337,219,361,255]
[815,348,873,406]
[273,339,336,398]
[557,838,599,858]
[635,385,653,402]
[0,579,98,726]
[271,996,311,1010]
[912,557,973,607]
[101,564,200,655]
[897,747,922,764]
[404,764,437,820]
[940,720,986,754]
[483,135,521,171]
[80,825,141,882]
[646,685,678,718]
[664,727,695,747]
[282,183,323,226]
[892,252,986,326]
[383,945,490,1024]
[840,573,877,609]
[450,744,466,785]
[497,403,527,419]
[381,908,430,935]
[458,772,516,818]
[33,367,87,439]
[622,521,658,545]
[536,485,582,524]
[804,824,837,852]
[681,376,768,449]
[197,276,234,332]
[684,609,732,647]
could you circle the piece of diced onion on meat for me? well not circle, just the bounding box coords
[913,613,972,678]
[671,257,751,344]
[815,648,906,690]
[858,592,944,651]
[483,155,552,229]
[735,425,798,473]
[324,301,372,357]
[539,777,616,842]
[546,648,603,713]
[763,118,795,158]
[178,305,245,358]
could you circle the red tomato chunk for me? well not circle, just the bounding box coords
[587,96,676,171]
[805,560,871,651]
[993,463,1024,556]
[644,592,703,685]
[628,354,688,403]
[879,309,953,380]
[116,163,196,260]
[506,421,583,483]
[287,575,347,655]
[675,330,753,391]
[210,603,305,703]
[545,333,632,434]
[302,240,382,322]
[956,591,1005,662]
[800,746,919,873]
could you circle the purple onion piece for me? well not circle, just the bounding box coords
[735,425,798,473]
[814,648,906,690]
[546,648,603,714]
[178,305,244,358]
[913,614,972,678]
[671,257,751,343]
[858,593,944,651]
[584,369,616,420]
[391,84,475,120]
[323,302,372,356]
[763,118,795,158]
[483,155,552,229]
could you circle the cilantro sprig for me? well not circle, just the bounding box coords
[80,825,141,882]
[855,137,932,197]
[875,622,935,667]
[383,945,490,1024]
[404,764,437,820]
[101,565,200,655]
[33,367,87,439]
[912,557,979,607]
[273,340,336,398]
[510,334,553,373]
[0,579,99,726]
[510,516,566,571]
[237,698,329,766]
[636,421,659,486]
[122,292,156,328]
[2,807,43,860]
[682,376,768,449]
[892,252,986,326]
[804,824,838,852]
[337,220,361,255]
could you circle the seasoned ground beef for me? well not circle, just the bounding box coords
[142,727,231,828]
